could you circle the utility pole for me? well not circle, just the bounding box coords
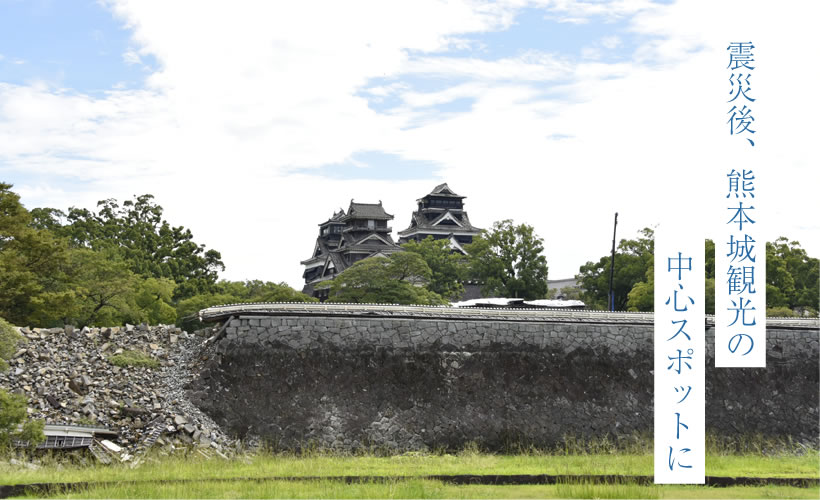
[608,212,618,311]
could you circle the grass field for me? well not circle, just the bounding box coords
[2,451,819,485]
[23,478,820,499]
[2,448,818,499]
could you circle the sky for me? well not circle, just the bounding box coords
[1,0,818,290]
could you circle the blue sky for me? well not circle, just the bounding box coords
[0,1,816,287]
[0,0,156,94]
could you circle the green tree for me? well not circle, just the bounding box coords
[623,238,726,314]
[324,253,446,305]
[606,235,816,317]
[401,236,467,300]
[28,207,66,232]
[464,220,549,300]
[0,389,44,449]
[135,277,178,325]
[766,238,819,315]
[212,280,319,303]
[0,317,45,448]
[176,280,316,331]
[175,293,242,331]
[0,317,22,372]
[257,283,319,303]
[626,263,654,312]
[59,195,224,300]
[705,239,715,315]
[579,228,654,311]
[0,183,29,238]
[28,248,142,327]
[0,184,71,325]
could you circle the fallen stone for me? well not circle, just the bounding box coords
[68,379,87,395]
[122,406,150,418]
[100,439,122,453]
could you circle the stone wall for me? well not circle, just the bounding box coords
[190,304,819,450]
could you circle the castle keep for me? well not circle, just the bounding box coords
[397,183,481,253]
[301,183,481,298]
[301,200,402,298]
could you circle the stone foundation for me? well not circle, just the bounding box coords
[190,305,819,450]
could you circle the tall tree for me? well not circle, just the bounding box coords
[766,238,818,313]
[579,228,654,311]
[27,248,144,327]
[401,236,467,300]
[628,239,715,313]
[612,236,816,317]
[464,220,549,300]
[0,183,70,325]
[59,194,224,300]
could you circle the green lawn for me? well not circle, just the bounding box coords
[2,451,817,498]
[21,479,820,499]
[2,452,818,485]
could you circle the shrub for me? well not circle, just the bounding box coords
[0,389,45,449]
[108,350,160,369]
[767,306,797,318]
[0,317,44,449]
[0,317,23,372]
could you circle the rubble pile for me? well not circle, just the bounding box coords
[0,323,236,459]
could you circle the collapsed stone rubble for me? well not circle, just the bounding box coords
[0,323,236,460]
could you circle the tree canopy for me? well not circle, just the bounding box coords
[58,195,224,300]
[765,238,818,314]
[578,228,654,311]
[579,230,817,317]
[464,220,549,299]
[0,183,71,325]
[401,236,467,300]
[323,252,446,305]
[0,183,317,329]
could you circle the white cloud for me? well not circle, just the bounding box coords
[581,47,602,60]
[534,0,658,23]
[601,35,621,49]
[404,51,574,82]
[0,0,817,292]
[122,48,141,65]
